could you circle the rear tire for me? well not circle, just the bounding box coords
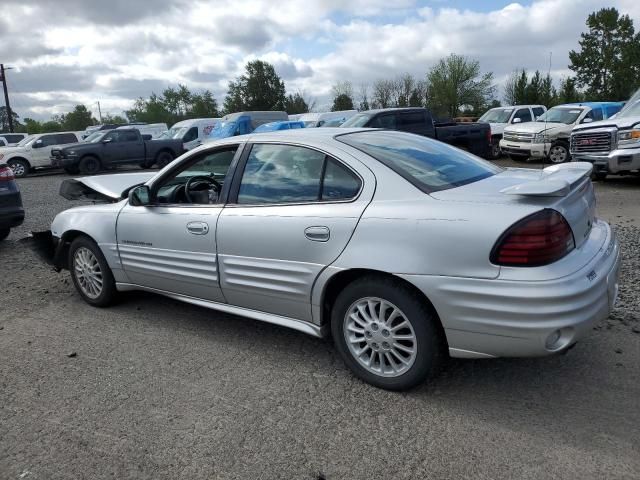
[488,138,502,160]
[8,158,29,178]
[331,275,444,391]
[0,227,10,241]
[155,151,173,169]
[78,156,101,175]
[68,236,117,307]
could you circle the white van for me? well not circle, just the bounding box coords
[117,123,168,139]
[298,110,358,128]
[165,118,221,150]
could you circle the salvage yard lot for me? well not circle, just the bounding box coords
[1,160,639,479]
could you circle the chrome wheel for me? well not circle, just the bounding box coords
[343,297,417,377]
[9,161,26,177]
[73,247,103,299]
[549,145,568,163]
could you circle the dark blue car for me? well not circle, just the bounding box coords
[0,163,24,240]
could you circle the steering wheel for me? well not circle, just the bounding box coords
[184,175,221,203]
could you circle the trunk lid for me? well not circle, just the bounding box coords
[60,172,156,202]
[431,163,596,248]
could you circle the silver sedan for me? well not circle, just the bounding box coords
[45,128,620,390]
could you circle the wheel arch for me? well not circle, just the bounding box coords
[55,229,96,269]
[318,268,446,343]
[155,148,173,160]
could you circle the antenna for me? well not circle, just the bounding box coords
[542,51,552,174]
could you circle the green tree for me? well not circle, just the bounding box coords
[425,53,494,117]
[331,94,354,111]
[557,77,584,104]
[58,105,94,131]
[569,7,640,100]
[223,60,286,113]
[22,118,43,134]
[0,106,21,132]
[189,90,219,118]
[284,92,310,114]
[125,93,173,124]
[101,114,128,124]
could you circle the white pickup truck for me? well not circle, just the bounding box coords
[478,105,546,159]
[571,89,640,180]
[500,102,624,164]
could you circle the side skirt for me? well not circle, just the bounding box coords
[116,282,327,338]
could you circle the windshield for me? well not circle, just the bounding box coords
[337,130,501,193]
[321,118,345,127]
[617,89,640,118]
[341,113,373,128]
[208,121,238,139]
[303,121,318,128]
[536,107,584,124]
[167,127,188,139]
[479,108,513,123]
[84,131,106,142]
[16,135,36,147]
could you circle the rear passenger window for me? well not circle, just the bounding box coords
[532,107,545,118]
[370,114,397,129]
[605,105,621,118]
[57,133,78,144]
[121,131,139,142]
[322,158,361,200]
[3,134,24,143]
[236,144,361,205]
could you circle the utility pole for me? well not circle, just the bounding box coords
[0,64,14,133]
[96,101,102,123]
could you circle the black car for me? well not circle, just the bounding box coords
[0,163,25,240]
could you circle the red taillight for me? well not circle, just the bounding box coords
[0,165,15,182]
[491,209,575,267]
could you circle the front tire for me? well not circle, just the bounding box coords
[68,236,117,307]
[78,156,101,175]
[488,138,502,160]
[155,151,173,168]
[593,171,608,181]
[548,141,570,164]
[331,275,444,391]
[8,158,29,178]
[0,227,10,241]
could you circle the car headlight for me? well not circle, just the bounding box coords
[617,129,640,145]
[533,134,550,143]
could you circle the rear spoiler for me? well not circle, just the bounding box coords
[500,162,593,197]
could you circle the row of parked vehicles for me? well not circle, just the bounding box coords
[0,106,495,177]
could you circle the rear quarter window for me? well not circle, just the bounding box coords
[337,130,501,193]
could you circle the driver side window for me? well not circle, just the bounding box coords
[154,146,239,205]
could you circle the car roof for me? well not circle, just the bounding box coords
[556,102,625,109]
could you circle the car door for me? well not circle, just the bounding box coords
[116,145,241,301]
[112,131,145,164]
[217,142,375,322]
[30,134,60,166]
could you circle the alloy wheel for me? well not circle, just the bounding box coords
[549,145,568,163]
[9,162,25,177]
[73,247,103,299]
[343,297,417,377]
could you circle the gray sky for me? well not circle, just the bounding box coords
[1,0,639,120]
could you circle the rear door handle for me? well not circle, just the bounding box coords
[187,221,209,235]
[304,226,330,242]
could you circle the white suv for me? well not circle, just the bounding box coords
[0,131,83,177]
[478,105,546,159]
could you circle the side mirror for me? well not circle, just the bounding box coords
[128,185,151,206]
[33,140,43,148]
[582,117,593,124]
[512,118,522,124]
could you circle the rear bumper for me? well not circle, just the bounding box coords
[401,220,620,359]
[571,148,640,174]
[0,192,25,229]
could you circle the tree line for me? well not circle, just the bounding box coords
[2,6,638,134]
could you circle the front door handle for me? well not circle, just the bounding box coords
[304,226,330,242]
[187,221,209,235]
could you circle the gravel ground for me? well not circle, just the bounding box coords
[1,162,639,479]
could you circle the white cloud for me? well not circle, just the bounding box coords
[1,0,638,119]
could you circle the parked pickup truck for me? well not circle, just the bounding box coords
[340,108,491,158]
[478,105,546,159]
[500,102,624,164]
[571,89,640,180]
[51,128,184,174]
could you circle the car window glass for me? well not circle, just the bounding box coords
[586,108,603,121]
[321,158,361,201]
[104,132,118,142]
[532,107,545,118]
[183,127,198,142]
[4,134,24,143]
[399,112,425,129]
[237,144,325,204]
[57,133,78,144]
[369,114,397,129]
[605,105,621,118]
[121,131,139,142]
[514,108,532,122]
[40,135,59,147]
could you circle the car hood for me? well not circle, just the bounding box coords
[573,115,640,132]
[60,171,156,202]
[504,122,572,135]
